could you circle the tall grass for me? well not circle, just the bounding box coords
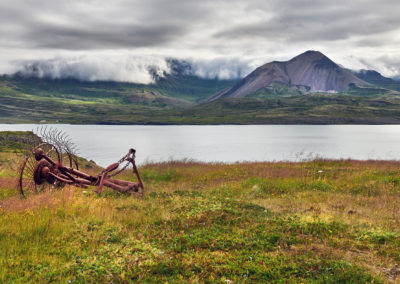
[1,158,400,282]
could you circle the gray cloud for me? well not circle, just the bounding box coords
[1,0,400,80]
[0,0,204,50]
[24,23,186,50]
[216,0,400,43]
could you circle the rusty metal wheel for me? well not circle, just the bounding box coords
[18,143,62,197]
[36,126,79,169]
[65,152,79,170]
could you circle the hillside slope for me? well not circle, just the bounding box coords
[0,74,236,123]
[152,95,400,124]
[353,69,400,91]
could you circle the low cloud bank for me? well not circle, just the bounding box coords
[13,55,253,84]
[15,55,169,84]
[11,53,400,84]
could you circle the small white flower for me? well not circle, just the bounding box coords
[318,170,323,173]
[252,185,259,190]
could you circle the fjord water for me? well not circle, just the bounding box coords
[1,124,400,167]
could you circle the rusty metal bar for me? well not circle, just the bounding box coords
[19,144,143,196]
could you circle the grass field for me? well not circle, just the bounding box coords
[0,132,399,282]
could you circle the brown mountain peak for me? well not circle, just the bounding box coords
[208,51,369,101]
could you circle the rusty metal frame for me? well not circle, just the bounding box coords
[19,145,144,197]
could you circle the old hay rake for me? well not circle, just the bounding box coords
[18,128,143,197]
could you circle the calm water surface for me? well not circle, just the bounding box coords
[0,124,400,166]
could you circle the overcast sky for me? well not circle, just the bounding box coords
[1,0,400,83]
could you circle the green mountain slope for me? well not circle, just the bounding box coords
[150,74,236,102]
[146,95,400,124]
[0,74,236,123]
[2,75,236,105]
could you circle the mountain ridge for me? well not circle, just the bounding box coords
[207,51,370,102]
[352,69,400,92]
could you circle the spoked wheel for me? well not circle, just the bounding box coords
[18,143,62,197]
[64,152,79,170]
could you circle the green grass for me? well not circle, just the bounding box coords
[0,131,40,153]
[0,133,399,282]
[0,181,386,283]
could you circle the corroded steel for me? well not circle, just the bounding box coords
[18,130,143,197]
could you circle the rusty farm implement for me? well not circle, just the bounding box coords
[18,128,143,197]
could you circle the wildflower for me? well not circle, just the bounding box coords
[318,170,323,173]
[249,256,253,260]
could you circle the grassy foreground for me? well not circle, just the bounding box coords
[0,145,400,282]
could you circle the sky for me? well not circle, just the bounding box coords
[1,0,400,83]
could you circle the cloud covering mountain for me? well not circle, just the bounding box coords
[1,0,400,80]
[14,56,254,84]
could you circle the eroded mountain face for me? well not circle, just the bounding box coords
[211,50,369,101]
